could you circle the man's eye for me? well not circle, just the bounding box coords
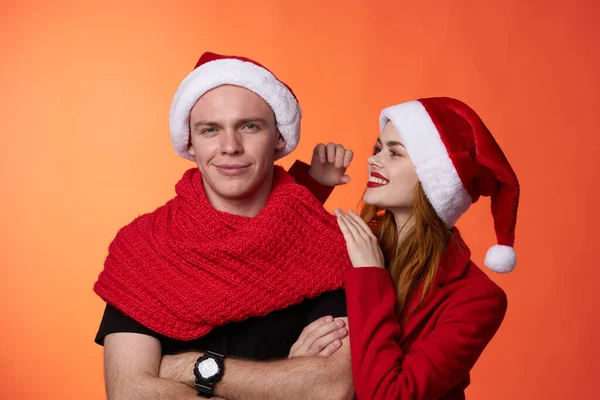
[202,128,216,134]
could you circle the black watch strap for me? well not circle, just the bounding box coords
[195,381,215,398]
[194,351,225,398]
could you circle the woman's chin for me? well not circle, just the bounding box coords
[363,193,381,208]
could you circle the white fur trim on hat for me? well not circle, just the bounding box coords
[484,244,516,273]
[169,58,301,161]
[380,101,472,228]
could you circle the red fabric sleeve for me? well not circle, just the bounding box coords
[288,160,333,205]
[345,267,507,399]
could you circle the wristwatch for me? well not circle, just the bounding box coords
[194,351,225,398]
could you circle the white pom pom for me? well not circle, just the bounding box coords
[484,245,516,273]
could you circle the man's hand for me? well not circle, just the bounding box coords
[309,143,353,187]
[288,316,349,358]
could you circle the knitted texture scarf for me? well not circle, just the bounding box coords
[94,166,351,340]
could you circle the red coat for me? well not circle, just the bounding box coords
[345,229,507,399]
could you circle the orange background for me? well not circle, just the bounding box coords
[1,0,598,398]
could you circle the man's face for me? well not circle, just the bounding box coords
[188,85,285,203]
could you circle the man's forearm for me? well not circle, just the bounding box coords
[160,349,353,400]
[159,352,201,387]
[216,356,353,400]
[108,373,199,400]
[102,333,225,400]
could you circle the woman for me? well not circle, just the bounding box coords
[294,97,519,399]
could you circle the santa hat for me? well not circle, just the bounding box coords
[380,97,520,273]
[169,52,301,160]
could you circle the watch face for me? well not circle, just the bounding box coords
[197,358,220,379]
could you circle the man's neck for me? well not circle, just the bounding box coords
[204,172,275,218]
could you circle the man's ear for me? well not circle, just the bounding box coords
[188,140,195,156]
[275,131,286,151]
[187,126,196,156]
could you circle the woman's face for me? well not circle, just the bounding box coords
[363,122,419,214]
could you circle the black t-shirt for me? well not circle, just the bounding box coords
[95,289,346,360]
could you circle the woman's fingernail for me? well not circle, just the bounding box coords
[325,316,333,322]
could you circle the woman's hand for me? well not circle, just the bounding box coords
[288,316,348,358]
[309,143,353,187]
[335,209,385,269]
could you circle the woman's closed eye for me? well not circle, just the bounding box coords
[373,146,401,157]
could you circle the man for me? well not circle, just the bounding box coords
[94,52,354,399]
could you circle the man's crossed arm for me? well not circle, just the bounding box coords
[103,317,353,400]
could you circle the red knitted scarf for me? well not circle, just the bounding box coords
[94,166,351,340]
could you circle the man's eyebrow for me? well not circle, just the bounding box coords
[192,118,269,129]
[192,120,220,128]
[237,117,269,125]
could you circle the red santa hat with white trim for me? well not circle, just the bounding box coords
[169,52,301,160]
[380,97,520,273]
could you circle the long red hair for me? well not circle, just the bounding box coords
[360,182,452,317]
